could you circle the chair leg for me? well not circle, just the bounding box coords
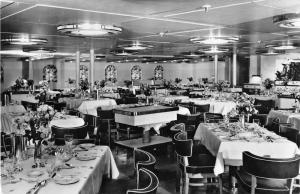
[218,175,223,194]
[175,167,181,192]
[108,122,111,147]
[184,175,189,194]
[290,178,295,194]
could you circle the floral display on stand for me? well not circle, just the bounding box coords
[94,80,106,90]
[43,64,57,82]
[131,65,142,80]
[154,65,163,80]
[295,92,300,112]
[263,78,273,90]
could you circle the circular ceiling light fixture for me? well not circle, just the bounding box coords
[118,41,153,51]
[23,47,56,53]
[112,50,135,56]
[191,36,239,45]
[57,23,122,37]
[274,13,300,28]
[255,48,284,56]
[200,46,229,54]
[1,36,47,45]
[265,43,297,50]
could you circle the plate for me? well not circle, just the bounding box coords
[10,112,25,116]
[79,143,95,149]
[54,174,80,185]
[27,169,44,178]
[76,154,96,161]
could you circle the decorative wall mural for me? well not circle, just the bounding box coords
[105,65,117,82]
[154,65,163,80]
[276,62,300,81]
[43,65,57,82]
[80,65,88,81]
[131,65,142,80]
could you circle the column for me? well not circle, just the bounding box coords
[76,51,80,89]
[233,50,237,86]
[90,49,95,89]
[28,60,33,80]
[214,54,218,83]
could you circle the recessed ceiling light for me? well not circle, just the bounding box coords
[200,46,229,54]
[23,47,56,53]
[57,23,122,37]
[1,36,47,45]
[191,36,239,45]
[274,13,300,28]
[265,43,297,50]
[119,41,153,51]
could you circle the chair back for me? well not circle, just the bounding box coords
[254,99,275,114]
[281,127,300,147]
[170,123,185,132]
[134,149,156,172]
[242,151,300,179]
[204,113,223,123]
[193,104,210,113]
[173,132,193,157]
[97,108,114,120]
[124,97,138,104]
[127,168,159,194]
[52,124,88,145]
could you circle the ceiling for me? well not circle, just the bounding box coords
[1,0,300,60]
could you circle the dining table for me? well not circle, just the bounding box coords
[1,146,119,194]
[267,109,300,130]
[1,105,27,134]
[181,98,236,115]
[49,115,85,129]
[114,105,179,134]
[77,99,117,116]
[11,94,39,105]
[194,122,299,176]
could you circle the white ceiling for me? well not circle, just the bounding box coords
[1,0,300,58]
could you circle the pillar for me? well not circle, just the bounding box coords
[233,50,237,86]
[214,54,218,83]
[90,49,95,89]
[76,51,80,89]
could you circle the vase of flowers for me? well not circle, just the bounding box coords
[295,92,300,113]
[263,78,273,95]
[230,93,258,127]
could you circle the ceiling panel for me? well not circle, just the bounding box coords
[169,2,288,27]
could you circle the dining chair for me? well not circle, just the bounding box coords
[204,113,224,123]
[134,149,156,188]
[254,99,275,114]
[193,104,210,114]
[126,168,159,194]
[1,132,11,159]
[51,124,88,145]
[177,102,194,114]
[281,126,300,147]
[170,123,185,141]
[173,131,223,194]
[235,151,300,194]
[97,108,117,147]
[177,113,202,138]
[267,117,291,135]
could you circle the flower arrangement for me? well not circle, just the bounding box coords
[163,79,172,89]
[94,80,106,89]
[174,78,182,84]
[124,80,132,88]
[12,77,28,90]
[27,79,34,87]
[67,78,76,85]
[187,77,193,82]
[141,84,152,96]
[215,80,230,92]
[295,92,300,102]
[108,77,117,83]
[263,78,273,90]
[233,93,258,115]
[79,79,90,91]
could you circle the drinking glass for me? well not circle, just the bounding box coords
[64,134,73,147]
[253,119,260,126]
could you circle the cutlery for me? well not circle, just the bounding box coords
[26,173,56,194]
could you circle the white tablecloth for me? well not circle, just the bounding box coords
[2,146,119,194]
[78,99,117,116]
[11,94,39,104]
[267,110,300,130]
[1,105,26,113]
[181,99,236,115]
[153,95,189,104]
[49,117,85,128]
[194,123,299,175]
[58,98,86,109]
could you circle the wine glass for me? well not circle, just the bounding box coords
[64,134,73,153]
[253,119,260,126]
